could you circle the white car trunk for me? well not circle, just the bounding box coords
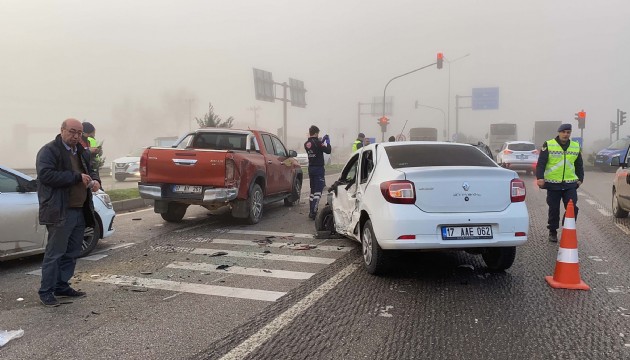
[404,167,515,213]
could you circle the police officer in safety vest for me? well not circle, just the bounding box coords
[352,133,365,152]
[536,123,584,242]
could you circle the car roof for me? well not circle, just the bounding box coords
[504,141,534,144]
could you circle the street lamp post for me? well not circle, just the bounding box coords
[445,53,470,140]
[382,62,437,142]
[415,101,446,140]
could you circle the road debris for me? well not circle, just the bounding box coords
[140,271,153,275]
[263,270,272,273]
[16,298,24,302]
[290,244,317,251]
[210,251,228,257]
[216,264,230,270]
[132,218,142,221]
[131,288,148,292]
[0,329,24,347]
[253,239,273,246]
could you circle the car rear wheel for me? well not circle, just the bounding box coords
[284,176,302,206]
[362,219,387,275]
[246,184,264,224]
[315,204,334,232]
[80,218,101,257]
[612,188,629,218]
[482,246,516,271]
[161,203,188,222]
[114,174,126,182]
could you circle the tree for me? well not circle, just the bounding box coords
[195,102,234,128]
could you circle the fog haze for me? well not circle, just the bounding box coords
[2,0,629,168]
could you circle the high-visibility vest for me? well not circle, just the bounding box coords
[544,139,580,183]
[352,140,362,152]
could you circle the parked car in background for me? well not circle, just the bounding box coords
[469,141,494,159]
[595,138,630,172]
[111,148,145,182]
[295,152,332,167]
[496,141,539,175]
[0,165,115,261]
[316,142,528,275]
[611,149,630,218]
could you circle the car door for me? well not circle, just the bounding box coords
[0,170,46,256]
[270,135,293,192]
[617,147,630,208]
[260,134,284,195]
[332,153,360,238]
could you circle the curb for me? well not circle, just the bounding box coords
[112,198,153,212]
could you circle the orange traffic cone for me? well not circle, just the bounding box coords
[545,199,590,290]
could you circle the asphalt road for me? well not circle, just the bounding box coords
[2,169,630,359]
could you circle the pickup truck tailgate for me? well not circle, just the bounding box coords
[144,148,228,186]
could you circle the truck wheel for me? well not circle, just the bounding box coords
[114,174,126,182]
[284,176,302,206]
[362,219,388,275]
[246,184,263,224]
[315,204,334,232]
[161,203,188,223]
[80,217,101,257]
[482,246,516,271]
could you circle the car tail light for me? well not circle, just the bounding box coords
[510,178,526,202]
[503,149,513,155]
[140,149,149,177]
[225,158,235,184]
[531,149,539,155]
[398,235,416,240]
[515,232,526,237]
[380,180,415,204]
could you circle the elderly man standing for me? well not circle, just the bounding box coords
[536,123,584,242]
[36,118,101,306]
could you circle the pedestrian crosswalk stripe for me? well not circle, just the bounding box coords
[209,238,351,252]
[166,261,314,280]
[189,248,335,264]
[92,274,285,302]
[228,230,314,239]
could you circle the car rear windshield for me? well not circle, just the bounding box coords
[187,133,252,150]
[384,144,497,168]
[507,143,535,151]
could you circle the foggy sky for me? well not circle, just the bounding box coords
[2,0,629,168]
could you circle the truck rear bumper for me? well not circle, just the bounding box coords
[138,184,238,203]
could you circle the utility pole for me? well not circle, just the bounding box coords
[247,106,261,128]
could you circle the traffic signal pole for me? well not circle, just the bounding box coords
[381,60,439,142]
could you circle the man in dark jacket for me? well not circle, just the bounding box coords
[36,118,101,307]
[304,125,331,219]
[535,123,584,242]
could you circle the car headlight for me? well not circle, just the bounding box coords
[96,192,113,209]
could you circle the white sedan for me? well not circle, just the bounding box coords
[316,142,529,275]
[0,165,116,261]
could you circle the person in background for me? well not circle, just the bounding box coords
[388,135,396,142]
[535,123,584,242]
[81,121,102,171]
[352,133,365,152]
[304,125,332,220]
[36,118,101,306]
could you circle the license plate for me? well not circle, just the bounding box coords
[516,154,528,160]
[172,185,203,194]
[441,225,493,240]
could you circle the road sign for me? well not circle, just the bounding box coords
[289,78,307,108]
[572,136,583,148]
[472,87,499,110]
[253,68,275,102]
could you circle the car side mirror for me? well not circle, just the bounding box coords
[288,150,297,158]
[611,156,624,168]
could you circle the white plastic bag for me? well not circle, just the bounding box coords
[0,329,24,347]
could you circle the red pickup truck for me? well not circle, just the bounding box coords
[138,129,303,224]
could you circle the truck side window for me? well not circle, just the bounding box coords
[271,136,287,157]
[261,134,274,154]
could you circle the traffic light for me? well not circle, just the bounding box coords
[378,116,389,132]
[611,121,618,135]
[620,109,627,126]
[575,110,586,129]
[437,53,443,69]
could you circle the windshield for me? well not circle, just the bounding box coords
[507,143,536,151]
[385,144,497,169]
[608,139,630,150]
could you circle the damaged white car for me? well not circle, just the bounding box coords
[315,142,529,275]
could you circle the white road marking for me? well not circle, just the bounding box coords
[228,230,314,239]
[115,208,154,217]
[585,199,598,206]
[616,223,630,235]
[166,261,314,280]
[189,248,335,264]
[92,242,135,254]
[81,254,109,261]
[598,208,612,217]
[174,221,218,233]
[209,238,351,252]
[92,274,285,302]
[25,269,42,276]
[219,263,360,360]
